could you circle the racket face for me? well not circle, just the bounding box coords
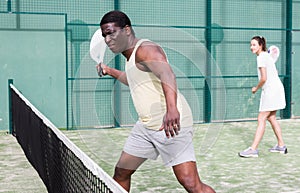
[268,45,280,63]
[90,29,107,64]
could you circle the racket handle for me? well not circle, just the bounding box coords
[98,64,103,77]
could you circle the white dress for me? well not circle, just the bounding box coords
[257,52,286,112]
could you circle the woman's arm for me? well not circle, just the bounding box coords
[252,67,267,93]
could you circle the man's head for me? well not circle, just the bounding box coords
[100,10,131,28]
[100,11,135,53]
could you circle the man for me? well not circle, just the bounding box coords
[96,10,215,193]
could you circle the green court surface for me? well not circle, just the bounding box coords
[0,132,46,193]
[1,119,300,193]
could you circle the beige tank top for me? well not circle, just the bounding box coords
[125,39,193,130]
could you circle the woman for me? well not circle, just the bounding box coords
[239,36,287,158]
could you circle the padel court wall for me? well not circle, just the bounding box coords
[0,0,300,130]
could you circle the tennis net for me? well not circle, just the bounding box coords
[9,84,127,193]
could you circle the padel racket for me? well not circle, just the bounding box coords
[90,29,107,77]
[268,45,280,63]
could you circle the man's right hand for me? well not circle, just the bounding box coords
[96,63,108,77]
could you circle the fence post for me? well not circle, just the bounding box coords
[113,0,121,128]
[7,0,11,12]
[204,0,212,123]
[283,0,292,119]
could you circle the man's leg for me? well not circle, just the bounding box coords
[172,161,215,193]
[113,151,146,192]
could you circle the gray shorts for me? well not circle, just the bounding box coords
[123,121,196,167]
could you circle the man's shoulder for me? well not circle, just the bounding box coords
[139,39,158,47]
[136,40,162,55]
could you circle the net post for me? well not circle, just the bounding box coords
[8,79,14,134]
[64,13,70,130]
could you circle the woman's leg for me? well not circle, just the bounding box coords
[251,111,271,150]
[267,110,285,147]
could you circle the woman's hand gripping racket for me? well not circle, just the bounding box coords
[268,45,280,63]
[90,29,107,77]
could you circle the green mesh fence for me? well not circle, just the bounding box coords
[1,0,299,130]
[0,10,66,130]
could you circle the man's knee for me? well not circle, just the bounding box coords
[175,170,199,191]
[113,166,134,181]
[179,176,215,193]
[173,164,215,193]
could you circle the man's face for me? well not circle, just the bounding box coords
[101,22,127,53]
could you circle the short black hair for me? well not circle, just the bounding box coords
[100,10,132,28]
